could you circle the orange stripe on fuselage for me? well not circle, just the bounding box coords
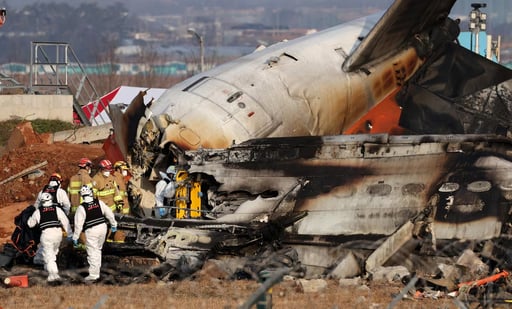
[344,88,404,135]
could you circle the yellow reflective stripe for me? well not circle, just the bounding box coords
[97,189,115,196]
[109,205,117,212]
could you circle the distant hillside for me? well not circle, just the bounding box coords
[8,0,511,21]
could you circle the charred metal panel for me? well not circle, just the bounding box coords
[429,152,512,239]
[183,134,512,240]
[398,44,512,135]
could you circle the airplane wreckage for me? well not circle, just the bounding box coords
[106,0,512,281]
[5,0,512,288]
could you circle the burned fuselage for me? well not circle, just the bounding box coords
[106,0,512,278]
[111,132,512,278]
[179,134,512,241]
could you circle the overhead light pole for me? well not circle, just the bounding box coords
[187,28,204,73]
[468,3,487,55]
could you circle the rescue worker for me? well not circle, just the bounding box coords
[113,160,130,215]
[67,158,94,215]
[72,185,117,282]
[154,165,177,218]
[32,173,72,265]
[92,159,123,213]
[35,173,71,215]
[27,192,72,283]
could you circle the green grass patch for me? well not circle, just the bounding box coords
[0,119,75,146]
[30,119,75,133]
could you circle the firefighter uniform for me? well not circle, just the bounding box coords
[27,193,72,282]
[92,172,122,213]
[68,169,93,213]
[73,186,117,281]
[113,161,130,215]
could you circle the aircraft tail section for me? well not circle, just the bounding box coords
[398,42,512,134]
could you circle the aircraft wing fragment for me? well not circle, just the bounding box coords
[109,90,149,158]
[343,0,457,72]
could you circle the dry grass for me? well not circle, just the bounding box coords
[0,278,459,309]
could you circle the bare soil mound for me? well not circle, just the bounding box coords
[0,142,105,244]
[0,142,105,206]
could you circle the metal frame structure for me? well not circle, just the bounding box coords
[28,41,106,126]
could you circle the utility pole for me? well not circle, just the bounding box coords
[187,28,204,73]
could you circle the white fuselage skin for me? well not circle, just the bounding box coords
[148,13,424,150]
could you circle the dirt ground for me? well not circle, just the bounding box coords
[0,142,105,245]
[0,142,106,206]
[0,141,459,308]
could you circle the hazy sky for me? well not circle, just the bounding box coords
[5,0,508,26]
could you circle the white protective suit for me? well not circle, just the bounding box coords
[154,171,176,217]
[72,198,117,280]
[32,184,72,265]
[27,201,72,282]
[35,186,72,215]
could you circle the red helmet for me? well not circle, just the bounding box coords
[49,172,62,182]
[99,159,113,171]
[78,157,93,168]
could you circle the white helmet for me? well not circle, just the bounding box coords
[166,165,176,175]
[40,192,53,207]
[80,185,94,203]
[80,185,93,197]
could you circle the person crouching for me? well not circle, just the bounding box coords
[72,185,117,282]
[27,192,72,283]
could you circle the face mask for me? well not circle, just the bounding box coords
[87,167,91,175]
[103,171,110,177]
[83,195,94,203]
[122,170,128,177]
[49,180,59,187]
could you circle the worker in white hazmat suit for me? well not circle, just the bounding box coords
[32,173,72,265]
[72,185,117,282]
[34,173,71,215]
[27,192,72,282]
[154,165,177,217]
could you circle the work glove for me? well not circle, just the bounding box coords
[111,226,117,233]
[73,239,79,248]
[158,207,166,217]
[116,201,124,212]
